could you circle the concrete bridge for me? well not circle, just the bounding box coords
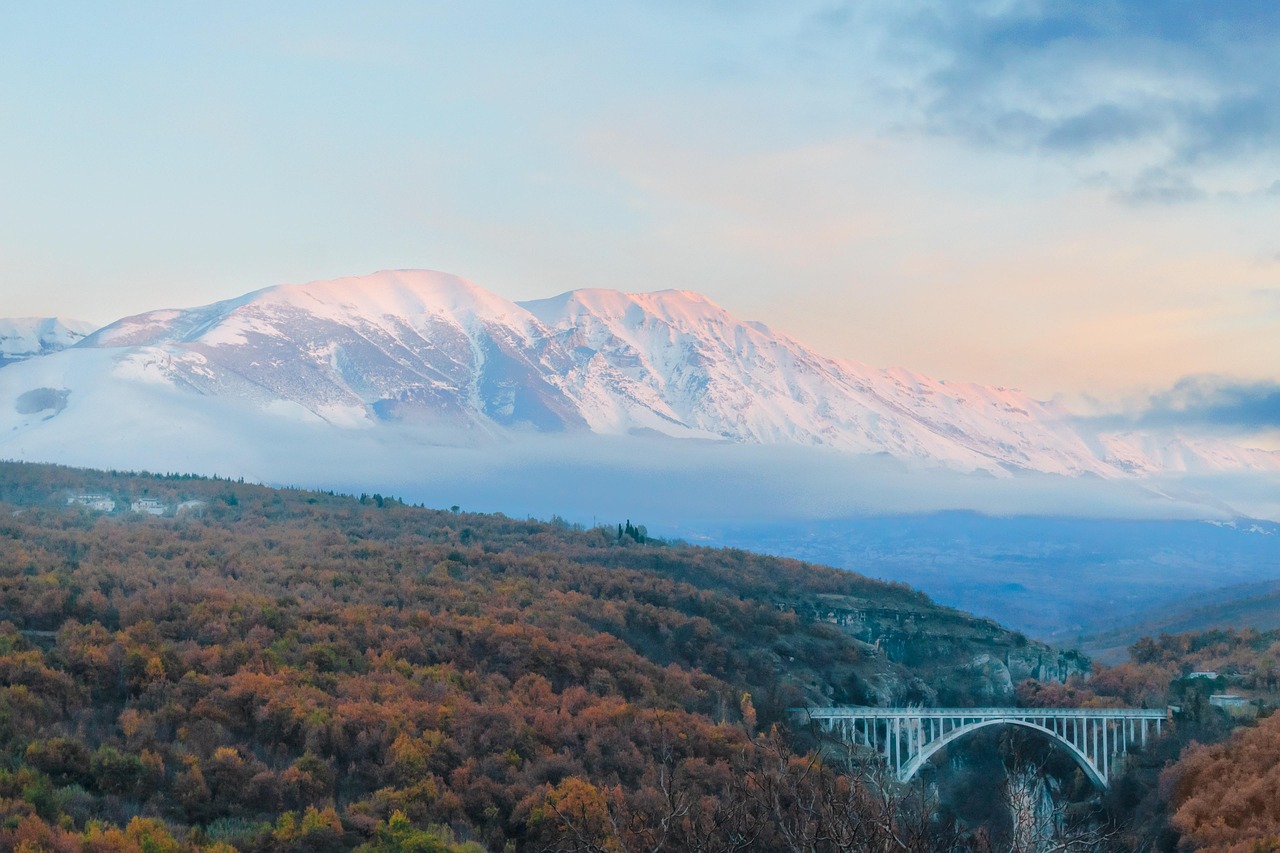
[802,707,1168,789]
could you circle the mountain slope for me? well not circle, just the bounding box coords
[522,288,1113,473]
[78,271,582,432]
[1075,575,1280,662]
[1,269,1276,486]
[0,316,98,366]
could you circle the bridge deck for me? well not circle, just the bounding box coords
[802,706,1167,719]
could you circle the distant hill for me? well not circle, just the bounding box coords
[1077,578,1280,662]
[714,512,1280,645]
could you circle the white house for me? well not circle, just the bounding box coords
[67,494,116,512]
[130,497,167,516]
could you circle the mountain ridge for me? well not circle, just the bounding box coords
[0,316,99,366]
[2,269,1277,486]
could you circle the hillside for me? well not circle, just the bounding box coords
[1076,579,1280,663]
[0,461,1083,851]
[1162,712,1280,852]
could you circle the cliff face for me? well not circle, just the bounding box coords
[779,596,1089,708]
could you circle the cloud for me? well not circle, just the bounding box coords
[305,432,1249,526]
[1118,167,1208,205]
[1094,376,1280,431]
[821,0,1280,202]
[1039,103,1168,154]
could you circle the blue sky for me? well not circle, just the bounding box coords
[2,1,1278,433]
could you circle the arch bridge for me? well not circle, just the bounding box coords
[802,707,1168,789]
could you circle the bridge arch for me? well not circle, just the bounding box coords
[898,717,1106,790]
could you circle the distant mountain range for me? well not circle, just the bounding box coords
[2,269,1276,484]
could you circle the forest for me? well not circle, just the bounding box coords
[0,461,1275,852]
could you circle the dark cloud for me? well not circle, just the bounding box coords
[1177,92,1280,163]
[1040,103,1169,153]
[823,1,1280,202]
[1118,167,1207,205]
[1093,376,1280,431]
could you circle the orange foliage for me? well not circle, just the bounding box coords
[1166,712,1280,852]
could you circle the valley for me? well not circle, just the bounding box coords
[712,512,1280,650]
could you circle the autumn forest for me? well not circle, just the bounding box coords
[0,462,1276,852]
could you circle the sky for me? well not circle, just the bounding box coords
[2,1,1278,437]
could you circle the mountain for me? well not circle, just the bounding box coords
[4,269,1280,677]
[75,271,578,432]
[2,269,1275,486]
[0,316,98,366]
[520,287,1104,474]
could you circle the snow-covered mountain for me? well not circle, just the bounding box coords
[75,272,579,432]
[0,317,98,366]
[520,287,1107,474]
[1,269,1277,483]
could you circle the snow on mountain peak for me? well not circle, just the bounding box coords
[0,317,98,365]
[520,287,730,331]
[265,269,532,329]
[3,269,1277,481]
[88,269,539,350]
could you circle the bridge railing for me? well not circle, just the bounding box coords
[796,706,1170,789]
[800,706,1168,719]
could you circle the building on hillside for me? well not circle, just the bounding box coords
[67,494,116,512]
[1209,693,1256,718]
[130,497,167,516]
[1188,671,1218,680]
